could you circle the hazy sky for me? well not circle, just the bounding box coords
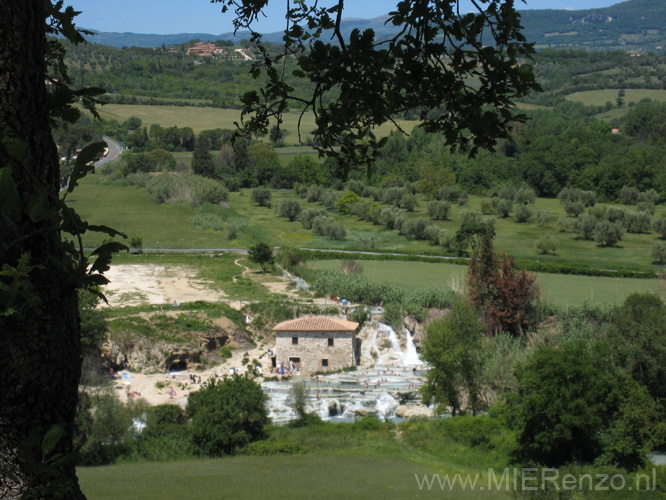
[66,0,624,35]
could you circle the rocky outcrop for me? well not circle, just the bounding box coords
[404,308,449,348]
[395,405,434,419]
[101,322,248,373]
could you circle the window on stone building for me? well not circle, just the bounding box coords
[328,338,334,347]
[292,337,298,345]
[322,359,328,368]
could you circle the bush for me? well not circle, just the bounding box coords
[605,206,627,224]
[251,187,272,207]
[494,199,512,218]
[637,189,660,205]
[624,211,651,234]
[147,174,229,206]
[536,210,551,226]
[654,217,666,239]
[327,222,347,240]
[653,241,666,264]
[460,208,484,224]
[514,204,531,223]
[345,180,369,197]
[301,209,328,230]
[320,189,342,209]
[220,346,233,358]
[535,235,557,255]
[311,215,335,236]
[336,190,361,214]
[242,441,307,456]
[400,193,418,212]
[564,200,585,217]
[187,375,269,456]
[306,185,322,202]
[594,220,624,247]
[439,185,463,202]
[514,186,535,205]
[278,199,302,222]
[400,217,434,241]
[380,207,406,230]
[620,186,640,205]
[573,216,598,241]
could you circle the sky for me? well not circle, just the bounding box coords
[66,0,624,35]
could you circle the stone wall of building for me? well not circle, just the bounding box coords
[275,330,356,374]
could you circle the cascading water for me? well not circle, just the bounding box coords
[263,321,426,424]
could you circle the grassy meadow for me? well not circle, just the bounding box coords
[94,104,419,144]
[308,259,660,306]
[73,173,665,270]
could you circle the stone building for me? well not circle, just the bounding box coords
[273,316,359,374]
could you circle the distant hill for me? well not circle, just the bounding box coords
[84,0,666,53]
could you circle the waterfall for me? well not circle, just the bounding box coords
[403,328,421,365]
[376,392,399,418]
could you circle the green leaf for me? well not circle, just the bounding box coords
[67,141,106,194]
[27,189,50,223]
[89,241,128,274]
[0,166,22,221]
[86,224,127,239]
[41,423,65,457]
[2,136,27,161]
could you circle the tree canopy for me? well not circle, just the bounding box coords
[213,0,539,177]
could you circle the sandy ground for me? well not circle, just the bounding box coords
[101,264,227,308]
[99,262,348,406]
[114,344,273,407]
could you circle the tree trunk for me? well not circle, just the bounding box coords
[0,1,85,498]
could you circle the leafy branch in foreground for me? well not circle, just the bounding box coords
[213,0,540,178]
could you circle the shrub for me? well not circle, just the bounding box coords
[306,185,322,202]
[380,207,406,230]
[301,209,328,230]
[514,186,535,205]
[579,190,597,207]
[220,346,233,358]
[605,206,627,224]
[345,180,369,197]
[624,211,651,234]
[439,185,463,202]
[653,241,666,264]
[243,441,307,456]
[637,201,655,214]
[278,199,302,222]
[251,187,272,207]
[620,186,640,205]
[336,190,361,214]
[327,222,347,240]
[557,217,575,232]
[427,200,451,220]
[147,174,229,206]
[348,200,371,220]
[654,217,666,239]
[495,199,512,218]
[320,189,341,209]
[400,193,418,212]
[480,199,494,215]
[564,200,585,217]
[460,208,484,224]
[311,215,335,236]
[536,210,551,226]
[535,235,557,255]
[594,220,624,247]
[400,217,434,241]
[514,204,531,223]
[637,189,660,205]
[187,375,269,456]
[496,184,516,200]
[380,186,406,206]
[573,216,598,241]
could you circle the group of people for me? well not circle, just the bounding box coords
[275,359,299,375]
[189,372,201,384]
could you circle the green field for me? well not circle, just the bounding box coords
[566,88,666,107]
[78,455,502,500]
[94,104,418,144]
[72,176,665,270]
[309,260,660,306]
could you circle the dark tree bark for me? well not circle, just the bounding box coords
[0,1,85,498]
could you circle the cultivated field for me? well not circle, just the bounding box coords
[309,259,660,306]
[93,104,419,144]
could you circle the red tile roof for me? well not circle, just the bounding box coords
[273,316,359,332]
